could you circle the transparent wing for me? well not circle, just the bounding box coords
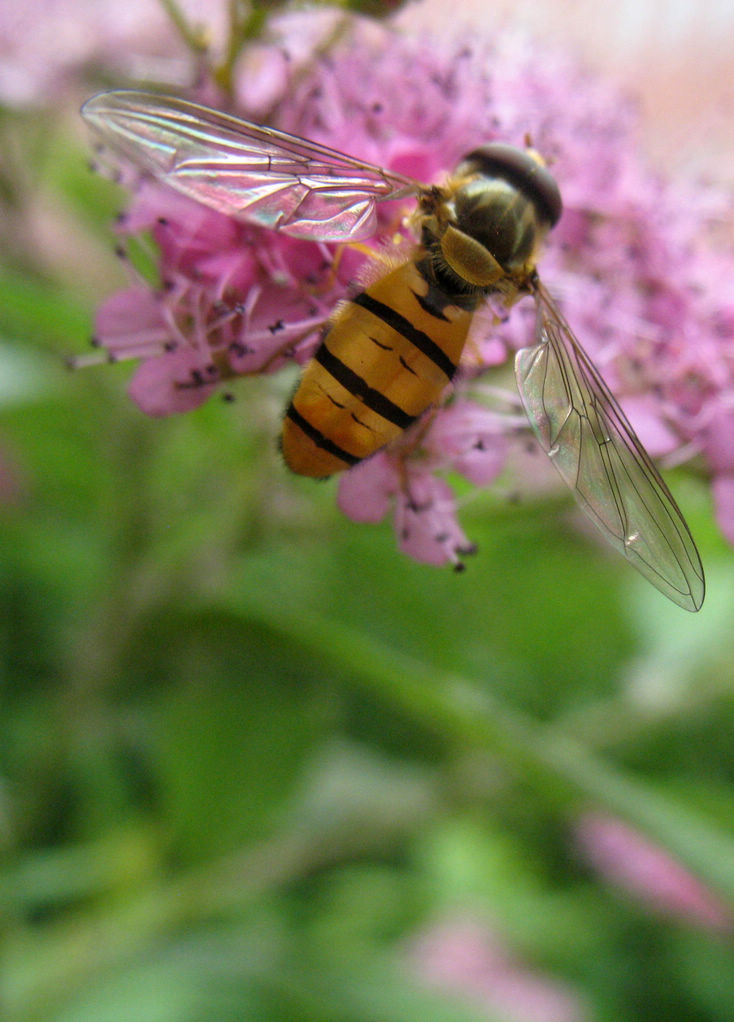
[515,280,705,611]
[81,90,422,242]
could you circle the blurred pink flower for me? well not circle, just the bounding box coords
[0,0,227,106]
[86,10,734,565]
[575,813,733,933]
[408,915,589,1022]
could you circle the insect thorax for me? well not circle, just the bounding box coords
[419,143,562,298]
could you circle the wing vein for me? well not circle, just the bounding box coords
[515,280,704,611]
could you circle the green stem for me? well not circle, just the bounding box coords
[158,0,210,56]
[213,1,274,96]
[234,593,734,908]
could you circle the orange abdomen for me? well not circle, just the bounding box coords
[281,260,474,477]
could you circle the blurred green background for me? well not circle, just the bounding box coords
[3,17,734,1022]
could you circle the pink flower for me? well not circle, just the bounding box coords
[338,451,477,568]
[408,915,589,1022]
[575,813,733,933]
[336,401,505,566]
[94,181,348,416]
[85,10,734,566]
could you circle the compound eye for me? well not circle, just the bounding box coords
[457,143,562,227]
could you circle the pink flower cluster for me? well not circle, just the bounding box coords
[89,12,734,564]
[0,0,224,106]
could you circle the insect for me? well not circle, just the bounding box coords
[82,90,705,611]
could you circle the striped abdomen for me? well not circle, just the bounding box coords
[281,260,475,477]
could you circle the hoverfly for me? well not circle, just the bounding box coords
[81,90,705,611]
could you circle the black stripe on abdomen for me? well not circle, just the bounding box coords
[285,403,360,466]
[314,344,415,429]
[352,291,457,381]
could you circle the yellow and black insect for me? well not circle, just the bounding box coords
[82,90,705,611]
